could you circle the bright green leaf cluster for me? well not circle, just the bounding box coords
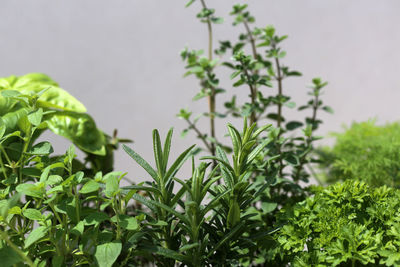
[274,180,400,266]
[318,120,400,187]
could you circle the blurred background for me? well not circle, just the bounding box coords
[1,0,400,183]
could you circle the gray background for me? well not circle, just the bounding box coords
[1,0,400,183]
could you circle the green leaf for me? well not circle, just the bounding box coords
[123,144,159,183]
[16,183,45,199]
[153,129,164,176]
[25,226,48,248]
[148,220,168,226]
[323,106,334,114]
[163,128,173,172]
[105,173,120,198]
[284,101,295,108]
[211,17,224,24]
[1,90,21,97]
[46,175,63,186]
[267,113,284,122]
[261,202,277,213]
[4,73,87,112]
[227,124,242,156]
[80,180,100,194]
[111,215,139,230]
[0,106,29,133]
[283,153,299,166]
[286,121,304,131]
[84,212,109,226]
[227,200,241,228]
[246,138,272,164]
[201,155,234,175]
[45,111,106,155]
[144,246,190,263]
[22,208,44,221]
[164,144,195,183]
[132,194,190,225]
[179,243,199,252]
[28,141,54,155]
[27,108,43,126]
[185,0,195,7]
[0,246,23,267]
[94,241,122,267]
[71,221,85,236]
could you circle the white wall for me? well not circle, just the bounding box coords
[1,0,400,183]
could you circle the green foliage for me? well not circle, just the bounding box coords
[0,73,106,154]
[318,120,400,187]
[0,73,130,175]
[0,2,350,267]
[179,4,332,265]
[274,180,400,266]
[0,84,139,266]
[122,119,275,266]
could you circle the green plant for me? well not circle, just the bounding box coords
[318,120,400,187]
[0,90,141,266]
[0,2,343,266]
[0,73,130,175]
[178,3,332,263]
[273,180,400,266]
[122,118,277,266]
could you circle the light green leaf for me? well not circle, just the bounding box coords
[111,215,139,230]
[80,180,100,194]
[16,183,45,199]
[28,108,43,126]
[164,144,195,183]
[261,202,278,213]
[123,144,159,182]
[3,73,87,112]
[25,226,48,248]
[105,173,120,198]
[94,241,122,267]
[28,141,54,155]
[71,221,85,236]
[45,111,106,155]
[22,208,44,221]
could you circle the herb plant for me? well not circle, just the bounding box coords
[0,90,140,266]
[122,118,277,266]
[0,73,129,175]
[4,2,390,267]
[274,180,400,266]
[318,120,400,187]
[178,0,332,241]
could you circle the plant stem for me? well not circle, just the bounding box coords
[274,54,284,177]
[200,0,216,159]
[243,19,258,126]
[242,66,257,126]
[274,56,283,131]
[243,20,257,59]
[185,118,213,153]
[293,92,319,181]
